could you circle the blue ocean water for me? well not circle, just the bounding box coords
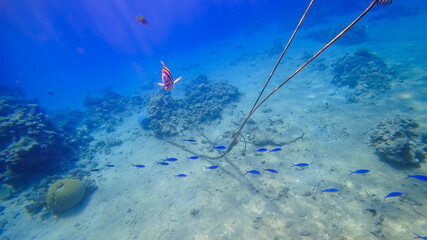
[0,0,305,109]
[1,0,427,239]
[1,0,400,110]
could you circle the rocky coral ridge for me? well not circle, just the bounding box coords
[370,116,427,167]
[146,74,240,137]
[0,97,75,189]
[83,91,144,133]
[332,49,396,104]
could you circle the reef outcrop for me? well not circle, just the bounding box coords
[331,49,396,104]
[145,74,240,137]
[0,97,74,188]
[83,91,144,133]
[370,116,427,168]
[0,86,94,192]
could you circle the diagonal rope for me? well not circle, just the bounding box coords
[248,0,315,115]
[217,0,391,159]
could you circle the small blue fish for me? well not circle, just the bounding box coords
[184,139,197,142]
[292,163,309,167]
[214,146,226,150]
[206,165,218,169]
[157,161,169,165]
[246,170,261,174]
[256,148,267,152]
[413,232,427,239]
[323,188,339,192]
[270,148,282,152]
[176,174,187,177]
[188,156,199,160]
[349,169,370,175]
[405,175,427,182]
[90,168,100,172]
[384,192,403,200]
[264,169,278,173]
[133,164,145,168]
[105,164,115,167]
[68,158,80,162]
[164,158,178,162]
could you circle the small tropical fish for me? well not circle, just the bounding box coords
[105,164,115,167]
[349,169,370,175]
[264,169,278,173]
[157,161,169,165]
[413,232,427,239]
[68,158,80,162]
[176,174,187,177]
[188,156,199,160]
[136,15,148,25]
[184,139,197,142]
[157,61,182,91]
[164,158,178,162]
[270,148,282,152]
[256,148,267,152]
[246,170,261,175]
[46,91,54,95]
[214,146,226,150]
[384,192,403,200]
[292,163,309,167]
[132,164,146,168]
[405,175,427,182]
[323,188,339,192]
[90,168,100,172]
[206,165,218,169]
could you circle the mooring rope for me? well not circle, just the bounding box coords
[217,0,392,159]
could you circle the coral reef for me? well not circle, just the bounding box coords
[83,91,144,133]
[0,89,95,193]
[331,49,396,104]
[46,178,86,212]
[49,109,94,159]
[370,116,427,168]
[0,97,74,188]
[145,74,240,137]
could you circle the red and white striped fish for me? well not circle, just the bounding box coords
[157,61,182,91]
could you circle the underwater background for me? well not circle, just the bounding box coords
[1,0,426,239]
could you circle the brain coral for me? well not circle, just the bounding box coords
[46,179,86,211]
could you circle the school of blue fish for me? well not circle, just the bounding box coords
[83,140,426,237]
[85,141,426,202]
[82,139,427,239]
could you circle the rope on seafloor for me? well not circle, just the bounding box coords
[208,0,316,159]
[217,0,392,158]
